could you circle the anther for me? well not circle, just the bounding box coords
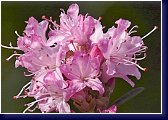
[50,16,52,20]
[42,15,46,19]
[102,26,106,29]
[13,96,18,100]
[98,16,103,21]
[24,90,28,95]
[144,68,148,72]
[14,82,31,99]
[15,31,20,37]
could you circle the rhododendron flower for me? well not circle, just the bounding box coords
[97,19,157,86]
[17,17,49,52]
[61,52,104,99]
[1,3,157,113]
[47,3,95,47]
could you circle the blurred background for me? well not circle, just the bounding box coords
[1,1,161,113]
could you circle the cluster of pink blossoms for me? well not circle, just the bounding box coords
[2,4,157,113]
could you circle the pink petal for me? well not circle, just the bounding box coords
[83,16,95,36]
[113,72,135,87]
[57,101,71,113]
[47,35,65,46]
[106,60,116,76]
[115,18,131,29]
[90,20,103,43]
[90,45,104,63]
[85,78,104,95]
[116,64,141,80]
[64,79,86,101]
[100,62,113,83]
[67,3,79,19]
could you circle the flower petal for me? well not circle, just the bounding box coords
[106,60,116,76]
[85,78,104,95]
[64,79,86,101]
[67,3,79,19]
[116,64,141,80]
[90,20,103,43]
[57,101,71,113]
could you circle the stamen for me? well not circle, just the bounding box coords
[42,15,46,19]
[6,52,22,61]
[49,24,53,31]
[98,16,103,21]
[129,30,137,35]
[142,26,158,39]
[23,97,49,113]
[14,82,31,99]
[23,104,34,113]
[49,16,52,21]
[102,26,106,29]
[85,13,88,18]
[25,98,45,106]
[135,53,147,61]
[144,68,148,72]
[70,40,77,51]
[123,59,146,71]
[60,8,65,14]
[42,15,59,28]
[15,30,20,37]
[123,46,147,55]
[24,72,35,77]
[27,105,38,112]
[1,43,20,50]
[129,25,138,34]
[13,95,27,99]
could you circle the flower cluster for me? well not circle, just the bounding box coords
[2,4,157,113]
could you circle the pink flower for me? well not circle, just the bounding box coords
[38,70,70,113]
[1,3,157,113]
[15,44,64,73]
[17,17,49,52]
[24,17,48,42]
[90,19,104,43]
[97,19,147,86]
[47,4,96,47]
[61,52,104,98]
[20,69,71,113]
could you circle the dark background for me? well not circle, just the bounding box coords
[1,1,161,113]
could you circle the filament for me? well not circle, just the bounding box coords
[24,72,35,77]
[6,53,22,61]
[129,25,138,34]
[15,30,20,37]
[1,44,20,50]
[14,82,31,99]
[142,26,158,39]
[23,97,49,113]
[122,59,146,71]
